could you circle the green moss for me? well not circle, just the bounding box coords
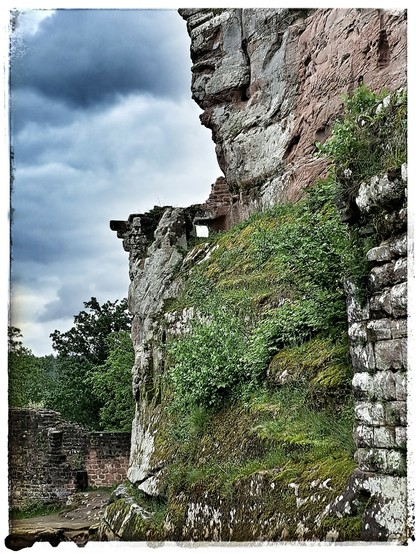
[321,515,362,541]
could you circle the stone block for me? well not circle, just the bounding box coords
[368,263,394,292]
[355,401,385,425]
[350,343,375,372]
[344,280,370,323]
[395,427,406,449]
[373,371,396,400]
[373,426,396,448]
[384,401,407,426]
[369,290,392,317]
[354,424,374,448]
[367,244,392,263]
[386,450,406,476]
[352,372,374,397]
[355,448,387,473]
[366,319,391,341]
[374,339,406,371]
[390,233,407,256]
[348,321,368,342]
[393,257,407,283]
[391,282,407,317]
[390,319,407,339]
[395,373,407,401]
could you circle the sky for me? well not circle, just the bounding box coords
[7,8,220,356]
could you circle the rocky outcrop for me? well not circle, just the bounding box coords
[110,207,198,494]
[103,8,408,544]
[180,8,407,224]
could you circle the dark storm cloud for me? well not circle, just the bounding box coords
[11,9,190,109]
[9,9,220,355]
[11,88,79,133]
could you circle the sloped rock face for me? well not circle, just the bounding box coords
[180,8,407,224]
[110,207,198,493]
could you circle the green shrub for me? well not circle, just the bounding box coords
[317,84,407,202]
[168,302,251,411]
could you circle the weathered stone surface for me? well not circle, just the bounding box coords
[393,257,407,283]
[373,371,396,400]
[373,426,395,449]
[366,319,391,341]
[374,339,406,371]
[390,319,407,339]
[356,174,405,214]
[395,372,407,401]
[368,263,394,292]
[390,233,407,256]
[354,424,374,448]
[369,290,392,317]
[390,282,407,317]
[352,372,374,398]
[395,427,406,449]
[355,402,384,426]
[344,280,370,323]
[111,207,197,492]
[348,321,367,342]
[349,343,375,372]
[180,8,407,224]
[367,244,392,263]
[384,401,406,426]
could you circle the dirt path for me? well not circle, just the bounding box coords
[7,490,111,549]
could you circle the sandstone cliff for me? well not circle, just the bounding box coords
[101,8,408,543]
[182,8,406,229]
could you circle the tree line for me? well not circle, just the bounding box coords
[8,297,135,432]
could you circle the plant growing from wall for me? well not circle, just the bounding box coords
[316,84,407,203]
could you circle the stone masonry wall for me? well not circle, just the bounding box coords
[332,164,408,541]
[86,433,131,488]
[9,408,130,509]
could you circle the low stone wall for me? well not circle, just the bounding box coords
[86,433,131,488]
[9,408,130,509]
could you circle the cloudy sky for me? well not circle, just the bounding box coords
[8,8,220,356]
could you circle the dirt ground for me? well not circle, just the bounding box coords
[7,490,112,549]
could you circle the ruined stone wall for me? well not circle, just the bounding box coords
[333,165,407,540]
[9,408,130,509]
[86,433,131,488]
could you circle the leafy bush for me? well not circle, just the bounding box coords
[317,84,407,201]
[167,175,361,412]
[168,301,251,411]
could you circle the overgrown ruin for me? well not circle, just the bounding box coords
[8,8,409,546]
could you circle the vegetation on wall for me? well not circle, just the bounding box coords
[316,84,407,203]
[156,85,407,532]
[167,174,363,414]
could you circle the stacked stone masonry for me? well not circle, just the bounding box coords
[337,164,407,541]
[347,166,407,478]
[9,408,130,509]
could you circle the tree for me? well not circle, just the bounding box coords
[47,297,133,429]
[88,331,135,431]
[8,326,47,407]
[50,297,131,366]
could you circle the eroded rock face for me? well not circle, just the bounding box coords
[105,8,408,544]
[180,8,407,222]
[110,207,197,492]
